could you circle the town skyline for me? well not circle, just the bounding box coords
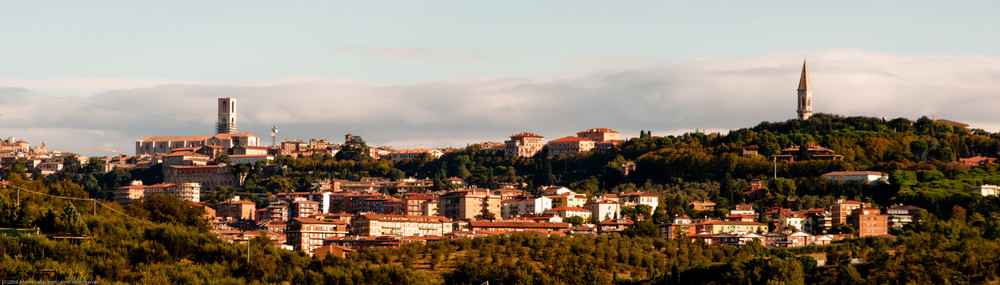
[4,2,1000,156]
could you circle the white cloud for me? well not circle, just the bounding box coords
[2,49,999,156]
[333,46,537,65]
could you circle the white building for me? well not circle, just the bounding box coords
[584,199,621,222]
[970,185,1000,196]
[619,192,659,210]
[821,171,888,185]
[501,196,553,219]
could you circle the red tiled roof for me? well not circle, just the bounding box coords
[510,132,542,138]
[700,220,765,226]
[549,136,591,143]
[546,206,591,213]
[469,220,570,229]
[292,217,346,224]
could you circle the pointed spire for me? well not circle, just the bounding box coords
[798,59,811,91]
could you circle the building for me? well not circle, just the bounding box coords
[389,149,444,162]
[286,217,349,254]
[958,156,997,166]
[619,192,659,210]
[576,128,620,143]
[697,220,767,234]
[850,207,888,237]
[970,185,1000,196]
[504,132,544,158]
[501,196,553,219]
[351,213,453,237]
[216,97,238,134]
[797,59,813,120]
[113,180,201,205]
[289,197,320,219]
[887,204,922,228]
[218,198,257,220]
[546,137,595,156]
[403,195,439,216]
[690,200,716,211]
[831,200,866,226]
[771,145,844,162]
[660,215,696,239]
[583,199,621,222]
[135,133,261,156]
[731,204,755,215]
[466,220,570,235]
[822,171,888,185]
[438,189,502,221]
[163,164,238,189]
[597,217,633,235]
[544,206,592,220]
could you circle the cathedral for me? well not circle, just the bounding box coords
[797,60,813,120]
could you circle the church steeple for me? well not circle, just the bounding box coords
[796,59,813,120]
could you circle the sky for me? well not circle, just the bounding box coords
[2,2,1000,156]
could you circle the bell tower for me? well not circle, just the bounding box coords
[796,59,813,120]
[216,97,238,134]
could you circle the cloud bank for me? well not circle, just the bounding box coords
[2,49,999,156]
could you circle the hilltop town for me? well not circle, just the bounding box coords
[2,62,999,284]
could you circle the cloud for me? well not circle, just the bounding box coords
[2,49,1000,156]
[333,46,536,65]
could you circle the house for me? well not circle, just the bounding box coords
[771,145,844,162]
[163,164,238,189]
[438,189,502,221]
[886,204,922,228]
[351,213,453,237]
[546,192,588,209]
[583,199,621,222]
[403,195,439,216]
[546,137,595,156]
[697,220,766,235]
[597,217,633,235]
[850,207,888,237]
[970,185,1000,196]
[467,220,571,235]
[313,244,356,260]
[831,200,866,226]
[218,197,257,220]
[959,156,997,166]
[286,217,349,254]
[501,196,553,219]
[822,171,888,185]
[660,215,696,239]
[690,200,716,211]
[576,128,620,142]
[544,206,592,220]
[504,132,544,158]
[289,197,320,219]
[389,149,444,162]
[731,204,755,215]
[619,192,659,210]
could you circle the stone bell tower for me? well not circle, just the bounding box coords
[797,60,813,120]
[216,97,238,134]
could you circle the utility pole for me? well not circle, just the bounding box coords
[773,156,777,179]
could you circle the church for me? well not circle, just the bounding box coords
[134,97,260,155]
[797,60,813,120]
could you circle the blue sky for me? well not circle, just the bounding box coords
[2,2,1000,155]
[4,2,996,81]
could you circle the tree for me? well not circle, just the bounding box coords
[335,135,370,161]
[62,155,82,174]
[564,216,585,226]
[213,153,232,165]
